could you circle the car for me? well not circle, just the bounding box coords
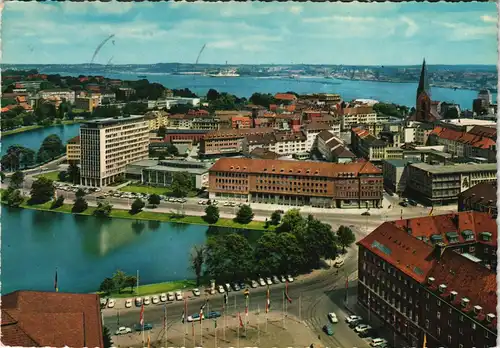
[359,328,379,338]
[175,291,183,301]
[280,275,287,283]
[152,295,160,304]
[198,200,206,205]
[408,199,418,206]
[265,277,273,285]
[349,320,365,328]
[125,299,133,308]
[355,324,372,333]
[361,211,371,216]
[212,200,219,206]
[272,275,280,284]
[370,338,388,347]
[287,275,294,282]
[187,313,204,322]
[258,278,266,286]
[208,288,216,295]
[218,285,225,293]
[225,283,232,292]
[135,297,143,307]
[328,312,338,323]
[192,288,201,296]
[205,311,221,319]
[323,324,334,336]
[345,315,363,324]
[143,297,151,305]
[115,326,132,335]
[107,299,115,308]
[399,201,408,207]
[251,280,259,288]
[334,259,345,268]
[238,281,246,289]
[134,323,153,331]
[232,283,241,291]
[167,292,175,301]
[160,293,167,302]
[223,202,231,206]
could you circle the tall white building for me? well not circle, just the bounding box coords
[80,116,149,187]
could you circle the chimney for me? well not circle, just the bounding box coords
[427,277,435,285]
[473,305,482,315]
[439,284,447,293]
[450,291,458,300]
[461,298,470,308]
[434,242,446,260]
[487,313,496,322]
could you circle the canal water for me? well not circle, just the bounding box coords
[1,206,261,294]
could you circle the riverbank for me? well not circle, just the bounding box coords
[2,120,82,137]
[97,279,197,299]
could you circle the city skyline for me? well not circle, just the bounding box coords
[3,2,497,66]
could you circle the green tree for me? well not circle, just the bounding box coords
[124,275,137,292]
[112,270,127,293]
[443,107,459,119]
[66,162,80,184]
[336,225,356,252]
[0,172,5,183]
[157,125,167,138]
[103,326,113,348]
[270,210,281,225]
[99,277,115,294]
[1,145,35,171]
[130,198,145,214]
[204,204,220,224]
[254,232,304,276]
[9,170,24,190]
[29,177,55,204]
[6,189,24,207]
[94,201,113,217]
[171,171,192,198]
[190,245,205,287]
[206,88,220,101]
[276,209,307,234]
[51,195,65,209]
[37,134,64,162]
[249,93,276,108]
[235,204,254,224]
[165,143,179,156]
[72,196,88,213]
[148,194,161,208]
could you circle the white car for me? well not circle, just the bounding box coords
[265,277,273,285]
[135,297,142,307]
[346,315,363,324]
[160,293,167,302]
[198,200,206,205]
[107,299,115,308]
[370,338,388,347]
[175,291,183,301]
[115,326,132,335]
[328,312,338,323]
[218,285,225,293]
[287,275,294,282]
[143,297,151,305]
[251,280,259,288]
[258,278,266,286]
[152,295,160,304]
[167,292,175,301]
[355,324,372,333]
[334,259,345,268]
[280,275,287,283]
[192,288,201,296]
[125,299,132,308]
[225,283,232,292]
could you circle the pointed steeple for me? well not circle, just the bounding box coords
[417,58,431,99]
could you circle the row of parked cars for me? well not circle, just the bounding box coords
[115,323,154,336]
[101,190,187,204]
[55,183,100,194]
[345,315,390,347]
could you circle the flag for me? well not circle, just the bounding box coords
[192,320,195,336]
[238,312,244,328]
[214,320,217,329]
[285,280,292,303]
[54,270,58,292]
[163,302,166,328]
[223,293,228,311]
[184,297,187,322]
[422,333,427,348]
[140,303,144,326]
[400,209,403,220]
[428,207,434,216]
[265,286,270,313]
[200,302,206,323]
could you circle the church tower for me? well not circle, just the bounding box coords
[415,59,432,122]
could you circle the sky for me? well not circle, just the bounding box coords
[2,1,498,65]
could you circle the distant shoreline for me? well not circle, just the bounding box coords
[2,120,82,138]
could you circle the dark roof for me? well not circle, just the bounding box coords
[250,148,280,160]
[458,182,497,207]
[331,146,356,158]
[1,290,104,347]
[67,136,80,144]
[317,130,335,142]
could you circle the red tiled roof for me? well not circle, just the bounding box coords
[274,93,297,101]
[67,136,81,144]
[341,106,374,116]
[358,222,436,283]
[430,126,496,150]
[1,290,104,347]
[468,125,497,140]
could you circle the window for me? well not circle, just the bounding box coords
[472,323,476,330]
[425,319,429,329]
[426,292,429,299]
[437,311,441,319]
[437,327,441,336]
[485,331,489,338]
[426,304,430,311]
[459,327,463,335]
[460,315,464,322]
[448,308,452,314]
[437,300,441,307]
[448,319,452,327]
[448,335,452,344]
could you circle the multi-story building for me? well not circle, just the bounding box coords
[351,127,390,162]
[200,128,274,157]
[208,157,383,208]
[340,106,387,131]
[232,116,252,129]
[66,135,81,164]
[382,159,421,195]
[457,182,497,218]
[38,89,76,104]
[167,114,193,129]
[316,130,356,163]
[303,122,339,152]
[242,131,308,156]
[191,118,220,130]
[80,116,149,187]
[406,162,497,206]
[144,110,169,131]
[74,97,95,112]
[357,212,497,348]
[115,87,136,100]
[403,121,434,145]
[164,129,208,144]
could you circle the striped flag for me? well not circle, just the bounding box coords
[147,333,150,348]
[181,311,185,323]
[238,312,244,328]
[265,285,270,313]
[200,302,206,323]
[400,209,403,220]
[54,269,58,292]
[139,303,144,326]
[214,320,217,329]
[285,280,292,303]
[422,333,427,348]
[191,320,194,336]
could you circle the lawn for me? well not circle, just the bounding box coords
[120,184,199,197]
[34,171,61,182]
[97,279,198,299]
[2,125,43,137]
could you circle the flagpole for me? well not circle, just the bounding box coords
[257,304,260,344]
[165,302,168,346]
[237,313,240,348]
[201,314,203,348]
[214,320,217,348]
[184,298,187,348]
[136,269,139,295]
[282,290,285,329]
[299,293,301,321]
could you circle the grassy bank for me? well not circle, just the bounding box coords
[34,171,61,181]
[97,279,198,299]
[2,125,43,137]
[120,184,198,197]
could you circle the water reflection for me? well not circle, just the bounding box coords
[131,220,146,235]
[148,220,161,231]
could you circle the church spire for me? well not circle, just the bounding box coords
[417,58,431,98]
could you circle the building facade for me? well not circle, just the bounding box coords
[200,128,275,157]
[457,182,497,218]
[382,159,421,195]
[66,135,81,164]
[141,160,210,189]
[80,116,149,187]
[38,89,76,104]
[144,111,169,131]
[208,158,383,208]
[316,130,356,163]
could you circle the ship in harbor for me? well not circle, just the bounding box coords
[208,69,240,77]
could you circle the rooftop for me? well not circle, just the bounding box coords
[67,136,80,144]
[383,159,421,168]
[204,127,274,140]
[409,162,497,175]
[82,115,145,127]
[458,182,497,206]
[431,126,496,150]
[440,118,496,127]
[274,93,297,101]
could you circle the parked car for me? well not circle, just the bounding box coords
[345,315,363,324]
[328,312,338,323]
[107,299,115,308]
[225,283,232,292]
[349,320,365,328]
[218,285,225,294]
[238,281,246,289]
[359,328,379,338]
[134,323,153,331]
[323,324,334,336]
[251,280,259,288]
[100,298,108,307]
[334,259,345,268]
[280,275,287,283]
[125,299,132,308]
[143,297,151,305]
[205,311,221,319]
[265,277,273,285]
[286,275,294,282]
[192,288,201,297]
[408,199,417,206]
[115,327,132,335]
[135,297,143,307]
[160,293,167,302]
[167,292,175,301]
[187,313,203,322]
[370,338,388,347]
[272,275,280,284]
[175,291,183,301]
[258,278,266,286]
[232,283,241,291]
[355,324,372,333]
[399,201,408,207]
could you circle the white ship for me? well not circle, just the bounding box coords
[208,69,240,77]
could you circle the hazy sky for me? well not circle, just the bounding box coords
[3,1,498,65]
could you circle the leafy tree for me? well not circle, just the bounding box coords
[157,125,167,138]
[29,177,55,204]
[123,102,148,116]
[99,277,115,294]
[91,105,121,119]
[204,204,220,224]
[130,198,145,214]
[124,275,137,292]
[249,93,276,108]
[9,170,24,190]
[58,171,68,182]
[270,210,281,225]
[37,134,64,162]
[112,270,127,293]
[1,145,35,171]
[336,225,356,252]
[94,201,113,217]
[72,196,88,213]
[254,232,304,276]
[172,88,197,98]
[51,195,65,209]
[276,209,307,234]
[148,193,161,208]
[235,204,254,224]
[6,189,24,207]
[190,245,205,286]
[443,107,459,119]
[204,233,254,283]
[171,171,192,198]
[103,326,113,348]
[66,162,80,184]
[158,153,166,160]
[0,172,5,183]
[207,88,220,101]
[165,143,179,156]
[75,188,86,199]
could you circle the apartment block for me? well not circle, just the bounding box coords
[303,122,340,152]
[66,135,81,164]
[38,89,76,104]
[242,131,308,156]
[316,130,356,163]
[340,106,387,131]
[144,111,169,131]
[208,158,383,208]
[458,182,497,218]
[80,116,149,187]
[200,128,274,157]
[406,162,497,206]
